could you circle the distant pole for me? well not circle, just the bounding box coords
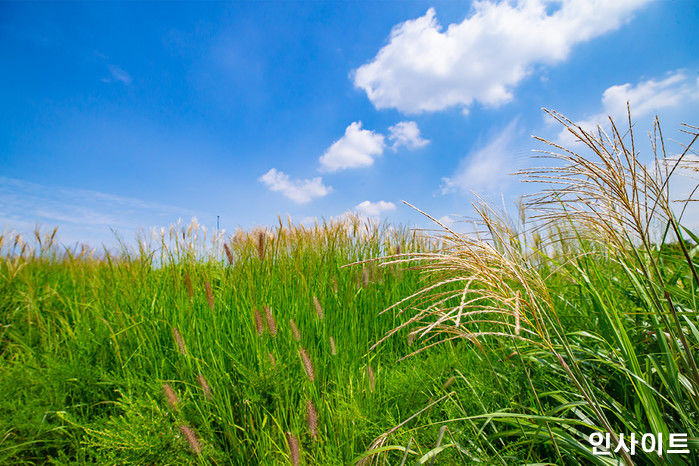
[217,215,220,231]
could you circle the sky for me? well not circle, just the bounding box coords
[1,0,698,247]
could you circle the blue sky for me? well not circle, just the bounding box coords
[1,0,698,246]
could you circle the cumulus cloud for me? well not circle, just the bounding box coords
[558,71,699,143]
[354,0,649,114]
[319,122,385,172]
[258,168,332,204]
[334,200,398,223]
[319,121,428,172]
[441,120,519,194]
[388,121,430,150]
[353,200,397,217]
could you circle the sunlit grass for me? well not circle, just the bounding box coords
[1,112,697,465]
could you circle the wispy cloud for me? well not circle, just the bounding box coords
[0,176,196,245]
[258,168,332,204]
[104,64,133,85]
[441,120,520,195]
[354,0,650,114]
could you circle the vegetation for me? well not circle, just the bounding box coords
[1,112,697,464]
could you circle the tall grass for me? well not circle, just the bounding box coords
[1,111,696,465]
[2,216,510,464]
[364,110,698,464]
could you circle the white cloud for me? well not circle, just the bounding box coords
[319,122,385,172]
[106,64,132,85]
[353,1,649,114]
[319,121,428,172]
[558,71,699,144]
[388,121,430,150]
[441,120,519,194]
[337,200,397,223]
[438,215,456,227]
[354,200,397,217]
[258,168,332,204]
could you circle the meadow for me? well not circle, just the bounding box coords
[1,113,697,465]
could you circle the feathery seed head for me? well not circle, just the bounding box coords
[204,281,214,309]
[223,242,234,265]
[256,231,265,260]
[163,383,178,410]
[366,364,375,392]
[197,373,212,400]
[289,319,300,342]
[254,309,266,336]
[299,347,315,382]
[306,400,318,439]
[172,327,186,355]
[179,424,201,455]
[264,306,277,336]
[286,432,300,466]
[183,272,194,299]
[312,295,324,319]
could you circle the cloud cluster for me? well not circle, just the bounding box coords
[319,120,429,173]
[262,120,427,204]
[559,71,699,143]
[354,0,650,114]
[258,169,332,204]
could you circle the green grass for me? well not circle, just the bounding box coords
[0,222,532,464]
[1,114,697,465]
[4,216,694,464]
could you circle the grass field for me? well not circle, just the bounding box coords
[1,115,698,464]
